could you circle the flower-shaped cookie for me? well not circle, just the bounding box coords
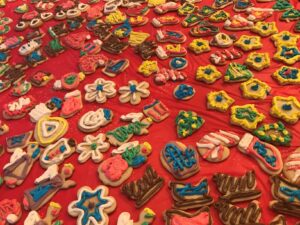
[84,78,117,103]
[207,90,235,112]
[240,78,271,100]
[119,80,150,105]
[271,31,299,47]
[231,104,265,130]
[234,35,262,51]
[188,38,210,54]
[77,133,110,163]
[272,66,300,85]
[273,45,300,65]
[138,60,158,77]
[245,52,270,71]
[196,65,222,84]
[209,10,229,22]
[270,96,300,124]
[251,22,278,37]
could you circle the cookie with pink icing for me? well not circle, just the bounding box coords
[3,95,36,120]
[196,130,240,162]
[60,90,83,118]
[283,147,300,186]
[0,199,22,225]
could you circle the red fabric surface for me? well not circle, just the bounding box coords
[1,0,300,224]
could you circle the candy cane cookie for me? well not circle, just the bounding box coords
[283,148,300,186]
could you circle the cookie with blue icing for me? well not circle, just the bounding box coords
[173,84,195,100]
[169,57,188,70]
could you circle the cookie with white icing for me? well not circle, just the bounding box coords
[283,147,300,186]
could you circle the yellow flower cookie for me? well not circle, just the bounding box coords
[270,96,300,124]
[105,10,126,25]
[240,78,271,100]
[234,35,262,51]
[231,104,265,130]
[271,31,300,47]
[251,21,278,37]
[138,60,158,77]
[188,38,210,54]
[245,52,270,71]
[196,65,222,84]
[128,31,150,46]
[273,45,300,65]
[272,66,300,85]
[207,90,234,112]
[209,10,230,22]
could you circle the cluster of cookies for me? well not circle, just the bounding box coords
[0,0,300,224]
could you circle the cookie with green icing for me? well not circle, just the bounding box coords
[176,110,205,138]
[272,0,293,11]
[280,8,300,22]
[224,63,253,82]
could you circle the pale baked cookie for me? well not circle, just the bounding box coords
[98,155,133,186]
[238,133,283,175]
[119,80,150,105]
[53,72,85,91]
[196,130,240,162]
[117,208,155,225]
[68,185,116,225]
[120,112,144,122]
[78,108,113,133]
[77,133,110,163]
[160,141,200,180]
[207,90,234,112]
[231,104,265,130]
[84,78,116,103]
[240,78,271,100]
[283,148,300,186]
[39,138,76,168]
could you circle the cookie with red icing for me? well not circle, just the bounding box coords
[0,199,22,224]
[3,95,36,120]
[60,90,83,118]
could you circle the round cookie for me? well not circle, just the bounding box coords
[173,84,195,100]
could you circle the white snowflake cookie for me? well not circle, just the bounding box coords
[119,80,150,105]
[84,78,117,103]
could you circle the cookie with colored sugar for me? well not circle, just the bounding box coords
[68,185,116,225]
[138,60,158,77]
[112,141,152,168]
[273,45,300,65]
[188,38,210,54]
[294,20,300,33]
[61,90,83,118]
[106,117,152,146]
[164,207,212,225]
[246,7,274,22]
[53,72,85,91]
[169,178,213,210]
[135,41,157,60]
[143,99,170,122]
[283,148,300,186]
[177,2,197,16]
[240,78,271,100]
[0,79,10,93]
[0,199,22,225]
[213,171,261,202]
[224,63,253,82]
[176,110,205,138]
[234,35,262,51]
[173,84,195,100]
[128,31,150,47]
[15,3,29,13]
[3,143,41,188]
[6,131,33,152]
[117,208,155,225]
[272,66,300,85]
[271,31,299,47]
[126,4,149,16]
[78,108,113,133]
[102,58,129,77]
[121,165,164,208]
[270,96,300,124]
[119,80,150,105]
[251,21,278,37]
[129,16,148,27]
[23,163,76,211]
[84,78,116,103]
[148,0,166,7]
[98,155,133,186]
[3,95,36,120]
[254,121,292,146]
[224,14,254,30]
[196,130,240,162]
[238,133,283,175]
[210,33,236,48]
[113,20,132,39]
[77,133,110,163]
[43,39,65,57]
[231,104,265,130]
[196,65,222,84]
[24,202,63,225]
[207,90,234,112]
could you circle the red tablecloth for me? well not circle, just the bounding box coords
[1,0,300,224]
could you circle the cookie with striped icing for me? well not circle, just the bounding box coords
[283,147,300,186]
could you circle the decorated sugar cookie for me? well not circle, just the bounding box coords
[3,143,41,188]
[240,78,271,100]
[254,121,291,146]
[135,41,157,60]
[40,138,76,168]
[224,63,253,82]
[281,8,300,22]
[102,58,129,77]
[44,39,65,57]
[117,208,155,225]
[53,72,85,91]
[138,60,158,76]
[234,35,262,51]
[178,2,197,16]
[272,0,292,11]
[152,16,179,27]
[61,90,83,118]
[209,10,229,22]
[128,31,150,47]
[272,66,300,85]
[98,155,133,186]
[78,108,113,133]
[119,81,150,105]
[207,90,234,112]
[190,21,219,37]
[173,84,195,100]
[271,31,299,47]
[156,29,186,43]
[106,117,152,146]
[34,116,68,147]
[10,79,31,97]
[0,199,22,225]
[112,141,152,168]
[156,44,187,60]
[181,13,202,27]
[251,21,278,37]
[6,131,33,152]
[188,38,210,54]
[23,163,76,211]
[212,0,233,9]
[154,2,180,14]
[154,68,187,85]
[0,120,9,136]
[30,71,53,87]
[224,14,254,30]
[169,57,187,70]
[246,7,274,22]
[233,0,254,12]
[176,110,205,138]
[273,45,300,65]
[283,148,300,185]
[210,48,243,66]
[105,10,126,25]
[210,33,236,48]
[231,104,265,130]
[77,133,109,163]
[79,54,107,75]
[196,130,240,162]
[196,65,222,84]
[270,96,300,124]
[238,133,283,175]
[143,99,170,122]
[84,78,116,103]
[3,95,36,120]
[198,5,216,17]
[120,113,144,123]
